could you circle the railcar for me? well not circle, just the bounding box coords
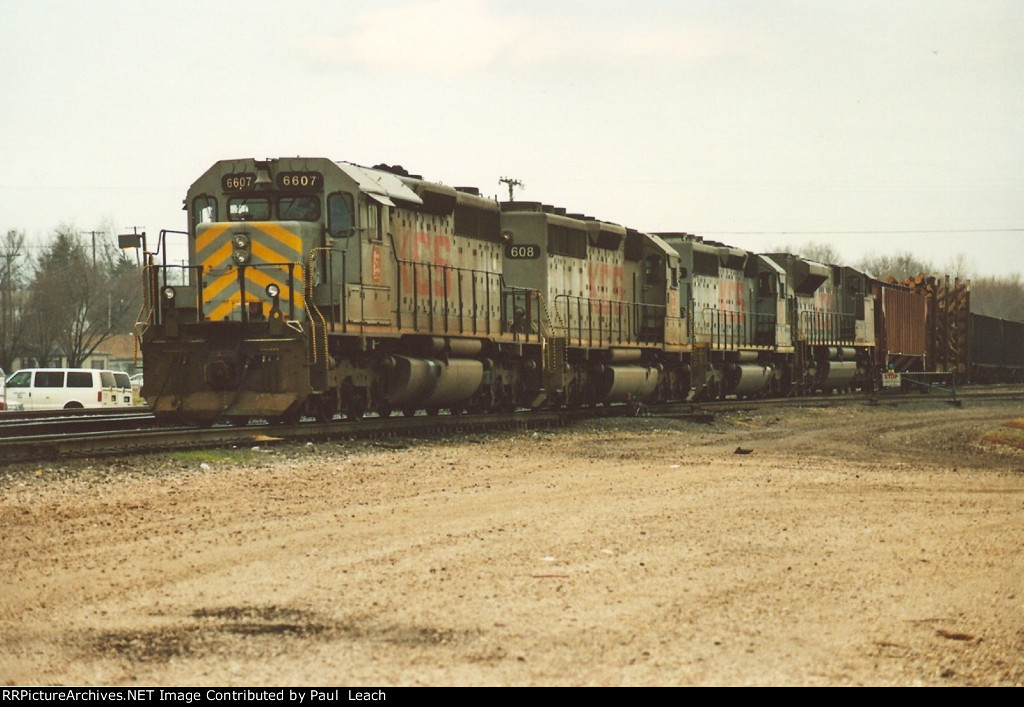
[498,202,682,406]
[970,313,1024,383]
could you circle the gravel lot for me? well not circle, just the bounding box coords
[1,398,1022,686]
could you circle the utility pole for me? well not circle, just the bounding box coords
[499,177,524,202]
[82,231,104,267]
[1,248,11,366]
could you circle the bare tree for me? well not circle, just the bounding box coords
[0,229,28,371]
[943,253,975,281]
[971,274,1024,321]
[799,241,842,266]
[22,226,141,367]
[855,251,934,282]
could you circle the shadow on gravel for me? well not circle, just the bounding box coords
[79,604,478,664]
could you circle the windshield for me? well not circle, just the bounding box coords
[7,371,31,388]
[229,197,270,221]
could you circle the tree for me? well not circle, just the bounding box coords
[855,251,934,282]
[21,226,141,367]
[971,274,1024,321]
[800,241,842,266]
[0,229,28,371]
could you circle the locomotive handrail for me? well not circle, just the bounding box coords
[797,309,856,346]
[696,307,777,350]
[553,294,666,348]
[500,285,556,342]
[145,261,301,325]
[389,243,503,337]
[307,247,333,364]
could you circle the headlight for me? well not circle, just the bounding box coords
[232,250,250,264]
[232,234,250,249]
[162,286,176,301]
[266,283,280,298]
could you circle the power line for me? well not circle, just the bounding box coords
[699,228,1024,235]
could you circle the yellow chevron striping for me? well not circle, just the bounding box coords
[207,297,245,323]
[195,223,232,254]
[202,269,239,302]
[251,239,301,267]
[255,222,303,256]
[246,267,305,307]
[201,240,236,272]
[203,269,305,321]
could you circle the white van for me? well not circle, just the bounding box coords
[0,366,19,411]
[4,368,132,411]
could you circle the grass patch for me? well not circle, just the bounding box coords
[981,419,1024,450]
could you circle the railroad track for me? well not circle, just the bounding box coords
[1,386,1020,464]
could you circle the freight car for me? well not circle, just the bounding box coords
[970,313,1024,383]
[135,157,1016,425]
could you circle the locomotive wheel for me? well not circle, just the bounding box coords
[565,381,581,409]
[314,396,336,423]
[345,400,364,421]
[402,407,417,418]
[227,416,250,427]
[341,381,364,421]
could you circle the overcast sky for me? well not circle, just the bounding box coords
[2,0,1021,278]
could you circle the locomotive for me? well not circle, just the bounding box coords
[136,157,1018,425]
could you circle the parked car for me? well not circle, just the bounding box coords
[3,368,131,411]
[111,371,134,407]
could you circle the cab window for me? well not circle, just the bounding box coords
[645,255,665,284]
[193,195,218,226]
[328,193,355,237]
[229,197,270,221]
[278,196,321,221]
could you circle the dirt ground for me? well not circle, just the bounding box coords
[1,398,1022,687]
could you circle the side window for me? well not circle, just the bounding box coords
[100,371,116,387]
[645,255,664,284]
[366,200,382,241]
[36,371,65,388]
[758,272,777,297]
[328,193,354,237]
[67,372,93,388]
[193,195,218,226]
